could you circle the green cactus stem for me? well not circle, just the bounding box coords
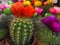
[10,18,34,45]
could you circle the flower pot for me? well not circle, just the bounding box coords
[31,37,36,45]
[36,38,44,45]
[31,37,44,45]
[0,36,10,45]
[0,40,5,45]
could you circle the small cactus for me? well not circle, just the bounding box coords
[36,22,60,45]
[10,18,34,45]
[0,14,10,41]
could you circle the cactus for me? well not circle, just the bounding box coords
[10,18,34,45]
[0,14,10,40]
[36,22,60,45]
[0,28,8,40]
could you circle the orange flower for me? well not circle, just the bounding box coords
[24,5,35,18]
[10,2,24,17]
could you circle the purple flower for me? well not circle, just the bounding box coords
[13,0,17,3]
[0,4,6,11]
[41,15,60,33]
[35,7,43,15]
[41,15,56,25]
[50,22,60,33]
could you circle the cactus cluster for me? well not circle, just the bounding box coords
[10,18,34,45]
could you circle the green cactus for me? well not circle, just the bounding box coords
[35,22,60,45]
[0,14,10,40]
[0,28,8,40]
[10,18,34,45]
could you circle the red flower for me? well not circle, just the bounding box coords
[10,2,24,17]
[24,5,35,18]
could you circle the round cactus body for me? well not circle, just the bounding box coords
[36,22,60,45]
[0,14,11,41]
[10,18,34,45]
